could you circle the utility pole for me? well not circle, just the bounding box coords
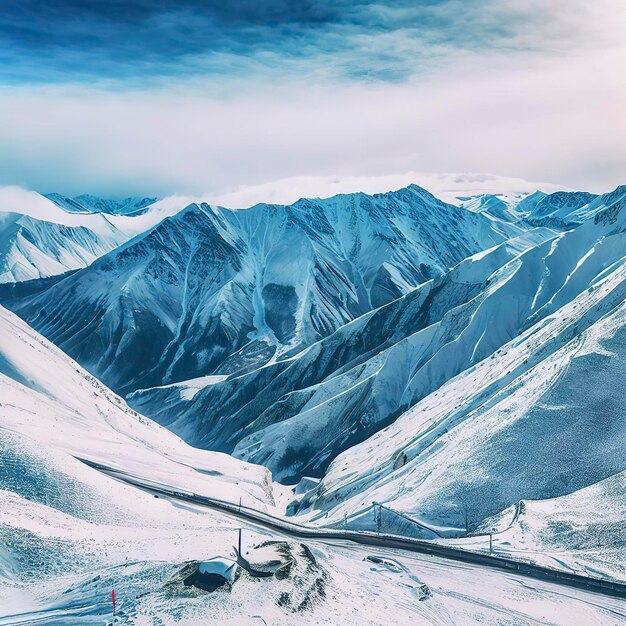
[373,502,381,536]
[377,503,381,536]
[239,497,242,514]
[344,513,348,537]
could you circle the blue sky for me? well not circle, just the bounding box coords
[0,1,537,85]
[0,0,624,199]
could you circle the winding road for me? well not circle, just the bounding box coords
[77,457,626,601]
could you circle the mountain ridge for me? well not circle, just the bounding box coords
[5,184,520,395]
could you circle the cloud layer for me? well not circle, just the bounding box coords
[0,0,623,196]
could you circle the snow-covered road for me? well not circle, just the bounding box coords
[79,457,626,602]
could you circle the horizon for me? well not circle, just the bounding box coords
[0,172,595,212]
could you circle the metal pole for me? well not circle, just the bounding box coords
[489,533,493,554]
[344,513,347,537]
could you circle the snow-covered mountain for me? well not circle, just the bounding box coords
[0,188,129,283]
[516,190,600,228]
[290,188,626,542]
[6,185,519,395]
[0,212,126,283]
[0,186,184,283]
[45,193,158,216]
[127,228,554,479]
[126,186,626,486]
[461,189,608,230]
[2,180,626,622]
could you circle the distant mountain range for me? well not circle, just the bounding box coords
[45,192,158,216]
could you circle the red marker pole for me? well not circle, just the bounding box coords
[112,590,116,616]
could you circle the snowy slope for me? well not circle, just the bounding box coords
[296,194,626,557]
[0,212,126,283]
[7,185,520,395]
[462,471,626,581]
[3,307,620,625]
[0,187,185,283]
[0,304,273,507]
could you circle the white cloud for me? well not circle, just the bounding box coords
[0,0,623,197]
[209,172,569,208]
